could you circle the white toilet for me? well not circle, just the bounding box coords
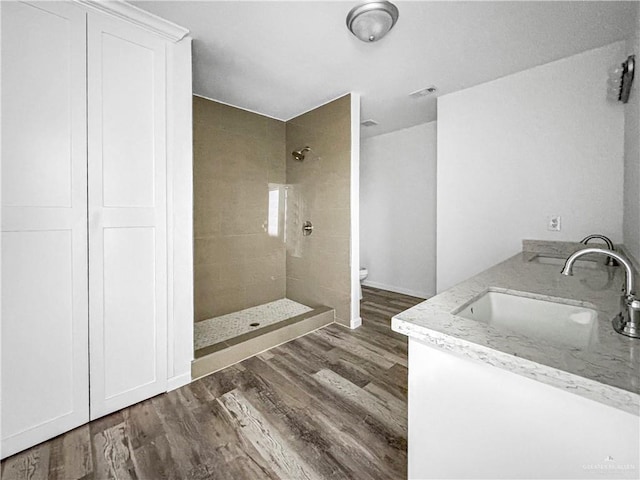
[359,267,368,300]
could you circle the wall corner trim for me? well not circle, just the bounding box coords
[73,0,190,42]
[350,92,362,328]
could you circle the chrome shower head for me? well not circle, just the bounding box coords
[292,146,311,161]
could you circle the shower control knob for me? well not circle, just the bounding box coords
[302,221,313,236]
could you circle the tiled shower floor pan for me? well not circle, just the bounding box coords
[195,298,314,352]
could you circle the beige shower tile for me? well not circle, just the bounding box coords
[316,286,351,325]
[270,249,287,278]
[215,180,267,214]
[301,129,350,164]
[313,260,351,292]
[266,145,285,168]
[195,262,219,287]
[285,159,304,184]
[265,131,286,164]
[265,117,286,142]
[267,236,286,257]
[319,170,351,192]
[242,233,269,259]
[268,163,286,184]
[289,95,350,133]
[311,208,351,238]
[195,237,246,265]
[194,238,217,265]
[318,149,351,179]
[270,251,287,271]
[313,177,350,210]
[193,96,292,317]
[220,104,271,139]
[193,95,218,126]
[195,303,215,323]
[237,180,269,208]
[194,263,220,321]
[219,158,267,185]
[216,261,246,290]
[285,254,308,280]
[220,236,250,262]
[193,178,226,210]
[333,300,352,327]
[193,136,227,171]
[285,122,308,150]
[221,205,267,235]
[286,152,322,183]
[194,205,221,238]
[245,254,283,285]
[196,99,270,139]
[286,277,321,307]
[244,277,285,307]
[217,135,265,177]
[310,235,350,263]
[210,286,248,318]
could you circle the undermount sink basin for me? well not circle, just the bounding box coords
[454,290,598,348]
[528,254,601,269]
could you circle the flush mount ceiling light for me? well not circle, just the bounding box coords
[346,1,399,43]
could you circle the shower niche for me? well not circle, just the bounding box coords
[192,95,353,378]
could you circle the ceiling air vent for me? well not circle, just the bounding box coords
[361,119,379,127]
[409,86,437,98]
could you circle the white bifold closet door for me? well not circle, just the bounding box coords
[1,1,89,458]
[87,12,168,419]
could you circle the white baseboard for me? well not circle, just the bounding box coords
[167,371,191,391]
[350,316,362,329]
[361,280,431,299]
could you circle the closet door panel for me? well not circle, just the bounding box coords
[102,227,157,398]
[88,13,167,419]
[2,231,76,430]
[101,32,155,208]
[2,1,75,208]
[1,1,88,459]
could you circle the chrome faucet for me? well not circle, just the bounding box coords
[561,247,639,339]
[580,234,618,266]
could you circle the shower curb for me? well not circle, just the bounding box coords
[191,307,334,380]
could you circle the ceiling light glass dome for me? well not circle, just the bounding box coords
[346,1,399,43]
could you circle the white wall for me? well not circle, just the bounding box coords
[360,122,437,298]
[437,42,626,293]
[623,7,640,265]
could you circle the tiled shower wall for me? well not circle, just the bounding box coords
[286,95,352,326]
[193,94,352,327]
[193,97,286,321]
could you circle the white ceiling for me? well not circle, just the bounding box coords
[134,1,637,137]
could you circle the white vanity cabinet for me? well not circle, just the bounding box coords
[408,338,640,479]
[1,0,192,459]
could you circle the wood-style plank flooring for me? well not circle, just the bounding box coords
[1,287,424,480]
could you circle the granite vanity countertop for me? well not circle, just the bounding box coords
[392,241,640,416]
